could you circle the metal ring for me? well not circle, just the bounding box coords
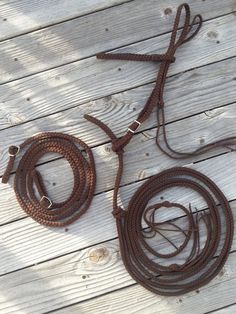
[40,196,53,209]
[8,146,20,157]
[134,120,141,126]
[127,120,141,134]
[127,127,135,134]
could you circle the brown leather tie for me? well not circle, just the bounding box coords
[85,3,234,295]
[2,132,96,227]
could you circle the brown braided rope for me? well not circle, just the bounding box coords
[96,3,236,156]
[84,3,234,295]
[2,132,96,227]
[85,114,234,295]
[119,167,233,295]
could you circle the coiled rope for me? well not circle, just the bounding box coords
[85,113,234,295]
[117,167,233,295]
[2,132,96,227]
[84,3,234,295]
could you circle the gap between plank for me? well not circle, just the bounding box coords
[0,100,235,228]
[45,248,236,314]
[0,0,135,43]
[1,96,235,182]
[205,303,236,314]
[0,52,235,136]
[0,10,234,88]
[0,193,235,281]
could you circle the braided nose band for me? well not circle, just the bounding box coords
[84,3,234,295]
[2,132,96,227]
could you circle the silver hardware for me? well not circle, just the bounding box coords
[40,196,53,209]
[127,120,141,134]
[134,120,141,126]
[8,145,20,157]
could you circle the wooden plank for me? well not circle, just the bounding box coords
[0,150,236,275]
[0,0,235,84]
[1,98,236,224]
[0,55,235,159]
[0,13,235,130]
[0,2,234,313]
[55,251,236,314]
[211,304,236,314]
[0,0,131,40]
[0,201,236,314]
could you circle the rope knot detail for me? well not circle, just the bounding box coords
[111,139,124,154]
[112,207,126,219]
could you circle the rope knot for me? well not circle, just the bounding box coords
[112,207,126,219]
[112,139,124,154]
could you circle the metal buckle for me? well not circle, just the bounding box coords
[40,196,53,209]
[8,146,20,157]
[127,120,141,134]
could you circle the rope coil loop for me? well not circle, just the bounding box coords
[120,167,233,295]
[85,112,234,295]
[2,132,96,227]
[86,3,234,295]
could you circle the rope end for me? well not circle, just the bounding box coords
[2,146,20,184]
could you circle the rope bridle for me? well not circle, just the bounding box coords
[85,3,234,295]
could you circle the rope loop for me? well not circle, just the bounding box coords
[2,132,96,227]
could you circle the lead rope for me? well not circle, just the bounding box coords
[2,132,96,227]
[85,3,234,295]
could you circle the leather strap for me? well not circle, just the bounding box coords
[2,132,96,227]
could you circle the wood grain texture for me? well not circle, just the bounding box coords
[0,13,235,130]
[211,304,236,314]
[0,0,235,84]
[1,97,236,224]
[0,202,235,314]
[0,54,235,162]
[0,0,131,40]
[0,2,235,312]
[55,251,236,314]
[0,150,236,275]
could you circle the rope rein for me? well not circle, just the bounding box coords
[2,132,96,227]
[85,3,234,295]
[1,2,234,296]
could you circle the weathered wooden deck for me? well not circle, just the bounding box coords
[0,0,236,313]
